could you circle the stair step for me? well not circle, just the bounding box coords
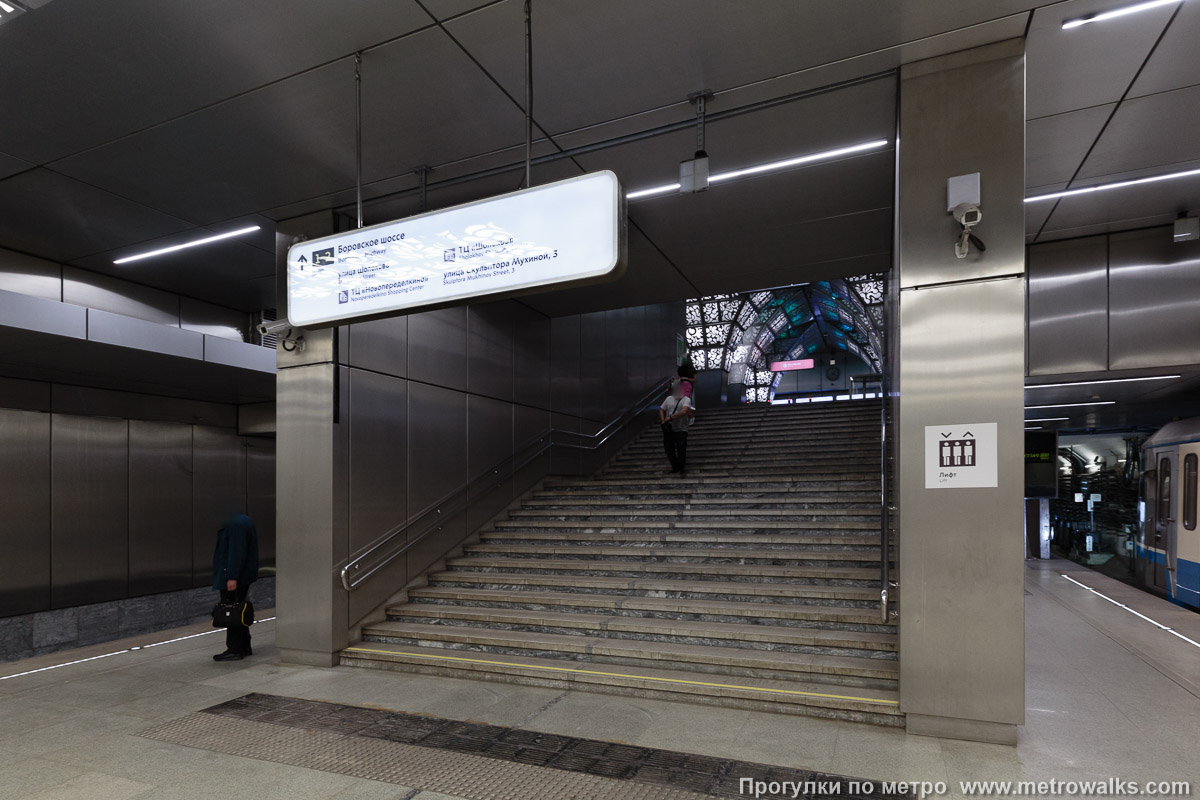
[524,494,879,506]
[427,571,887,605]
[340,640,902,724]
[507,509,880,521]
[369,608,897,654]
[492,519,878,531]
[404,587,889,629]
[482,532,879,547]
[465,544,881,564]
[446,556,881,584]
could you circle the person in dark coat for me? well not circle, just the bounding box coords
[212,511,259,661]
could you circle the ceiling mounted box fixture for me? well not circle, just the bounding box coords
[287,171,625,328]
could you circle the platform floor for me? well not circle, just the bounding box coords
[1,559,1197,800]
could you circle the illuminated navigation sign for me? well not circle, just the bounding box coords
[286,171,625,327]
[769,359,815,372]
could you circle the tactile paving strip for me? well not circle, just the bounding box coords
[137,693,908,800]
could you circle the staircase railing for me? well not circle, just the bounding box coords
[339,377,674,593]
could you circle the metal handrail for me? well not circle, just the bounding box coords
[339,377,673,592]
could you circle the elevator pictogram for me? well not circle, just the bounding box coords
[939,432,976,467]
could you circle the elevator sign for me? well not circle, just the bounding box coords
[925,422,998,489]
[286,171,626,327]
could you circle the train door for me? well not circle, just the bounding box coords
[1179,447,1199,607]
[1155,451,1177,597]
[1139,468,1158,589]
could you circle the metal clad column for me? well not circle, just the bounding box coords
[897,39,1026,745]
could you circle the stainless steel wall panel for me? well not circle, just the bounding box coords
[348,369,408,554]
[51,385,237,428]
[605,307,631,412]
[0,376,51,412]
[87,309,203,360]
[550,315,581,418]
[898,41,1026,289]
[513,304,550,409]
[191,426,247,588]
[204,334,276,372]
[180,297,247,341]
[1109,230,1200,369]
[63,266,179,326]
[467,302,514,401]
[0,288,86,338]
[467,394,514,531]
[407,382,466,517]
[348,315,407,378]
[50,414,129,608]
[0,248,61,301]
[246,437,276,571]
[128,420,192,595]
[0,409,51,616]
[579,311,607,421]
[1027,235,1108,375]
[408,307,468,391]
[514,405,551,492]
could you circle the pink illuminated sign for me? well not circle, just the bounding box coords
[769,359,815,372]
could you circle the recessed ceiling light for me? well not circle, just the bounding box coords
[1025,417,1070,422]
[1025,427,1044,430]
[1062,0,1182,29]
[1026,167,1200,202]
[1026,374,1180,389]
[1025,401,1117,409]
[626,139,890,201]
[113,226,261,264]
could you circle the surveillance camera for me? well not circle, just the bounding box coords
[256,319,292,336]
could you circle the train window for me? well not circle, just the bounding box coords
[1185,454,1197,532]
[1157,457,1171,526]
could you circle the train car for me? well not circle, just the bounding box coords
[1137,417,1200,609]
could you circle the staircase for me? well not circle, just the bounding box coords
[342,400,900,726]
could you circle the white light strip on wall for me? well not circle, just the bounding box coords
[1062,0,1182,29]
[0,2,16,13]
[1061,574,1200,648]
[1025,167,1200,202]
[113,225,261,264]
[1026,374,1180,389]
[0,616,277,682]
[1025,426,1044,430]
[1025,401,1116,409]
[625,139,890,201]
[1025,417,1070,422]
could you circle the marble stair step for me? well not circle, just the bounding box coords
[404,587,888,627]
[376,607,897,653]
[492,519,878,531]
[427,570,888,604]
[445,556,881,583]
[481,532,879,547]
[521,496,879,508]
[340,640,902,723]
[463,544,882,564]
[506,508,880,521]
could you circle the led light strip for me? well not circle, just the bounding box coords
[113,225,261,264]
[626,139,890,200]
[1060,574,1200,648]
[1026,167,1200,203]
[0,2,18,14]
[1025,401,1116,409]
[1026,375,1180,389]
[1062,0,1182,29]
[1025,417,1070,422]
[0,616,277,682]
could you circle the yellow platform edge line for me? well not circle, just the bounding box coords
[343,647,899,706]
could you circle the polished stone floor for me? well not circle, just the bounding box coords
[1,559,1197,800]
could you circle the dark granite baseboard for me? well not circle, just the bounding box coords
[0,577,275,663]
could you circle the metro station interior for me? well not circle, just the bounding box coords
[1,1,1199,798]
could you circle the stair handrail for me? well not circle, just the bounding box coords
[339,376,674,592]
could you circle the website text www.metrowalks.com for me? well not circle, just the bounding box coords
[738,777,1192,799]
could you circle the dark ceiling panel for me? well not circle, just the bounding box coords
[359,29,533,180]
[1076,85,1200,180]
[52,60,360,225]
[1025,104,1114,188]
[445,0,1043,136]
[1129,0,1200,99]
[420,0,499,20]
[1037,176,1200,240]
[0,169,192,262]
[1025,0,1172,119]
[68,216,278,312]
[518,224,697,317]
[0,0,430,164]
[0,151,31,181]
